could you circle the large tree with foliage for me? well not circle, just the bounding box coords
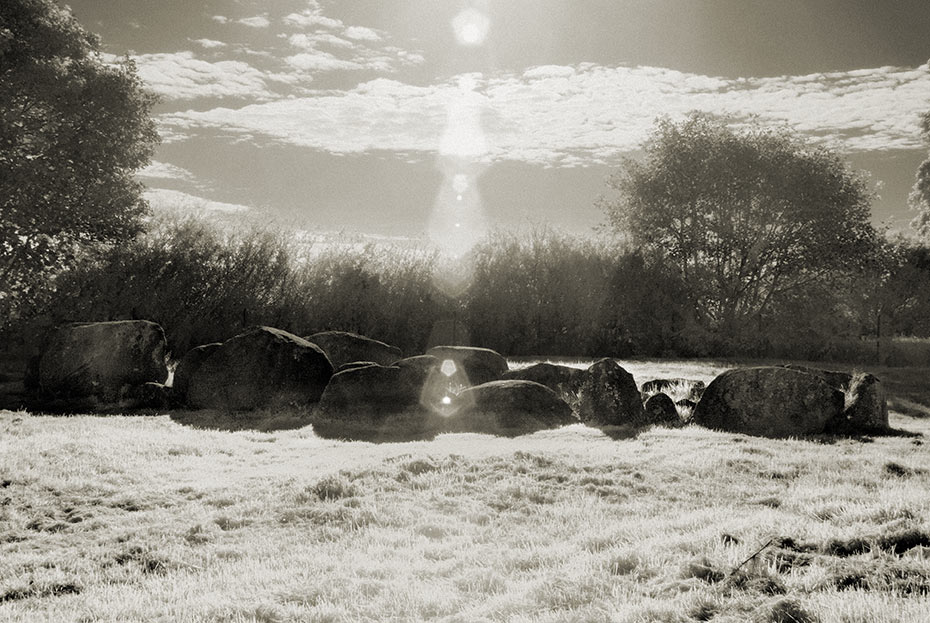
[0,0,159,324]
[602,112,877,340]
[911,109,930,238]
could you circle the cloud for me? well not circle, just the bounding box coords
[211,15,228,24]
[283,11,343,30]
[144,188,250,214]
[281,31,422,74]
[237,15,270,28]
[344,26,381,42]
[284,52,364,73]
[161,61,930,165]
[192,38,227,49]
[137,161,196,182]
[120,51,276,101]
[287,32,353,51]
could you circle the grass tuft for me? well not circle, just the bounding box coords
[755,597,818,623]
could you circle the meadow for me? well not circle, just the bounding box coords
[1,359,929,623]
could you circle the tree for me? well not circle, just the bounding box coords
[852,236,930,361]
[910,109,930,238]
[0,0,159,325]
[602,112,877,341]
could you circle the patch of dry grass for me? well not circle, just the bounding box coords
[1,360,929,622]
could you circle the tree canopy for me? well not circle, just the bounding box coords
[0,0,159,322]
[910,109,930,239]
[602,112,876,338]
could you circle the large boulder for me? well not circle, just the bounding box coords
[317,364,429,420]
[124,382,170,410]
[304,331,402,368]
[171,342,221,404]
[37,320,168,402]
[693,367,844,438]
[502,363,582,406]
[447,380,575,436]
[641,378,706,401]
[426,346,508,386]
[827,373,889,434]
[336,361,378,373]
[575,358,645,426]
[780,365,888,434]
[186,327,333,411]
[314,363,447,439]
[643,392,680,426]
[392,355,441,375]
[779,365,852,391]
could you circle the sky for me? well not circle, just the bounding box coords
[66,0,930,248]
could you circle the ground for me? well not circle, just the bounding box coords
[1,359,929,622]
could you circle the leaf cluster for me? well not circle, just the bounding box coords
[0,0,159,319]
[603,112,876,330]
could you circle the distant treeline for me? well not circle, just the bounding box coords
[9,215,930,366]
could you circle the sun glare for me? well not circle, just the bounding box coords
[429,6,494,295]
[452,8,489,47]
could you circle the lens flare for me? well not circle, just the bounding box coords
[441,359,457,377]
[429,77,489,263]
[453,174,469,194]
[452,8,489,46]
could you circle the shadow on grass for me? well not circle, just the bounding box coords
[309,414,646,443]
[589,423,642,441]
[889,398,930,418]
[309,417,441,443]
[800,426,923,445]
[169,408,313,432]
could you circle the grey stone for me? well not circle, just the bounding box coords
[186,326,333,411]
[575,358,645,426]
[304,331,402,368]
[38,320,168,402]
[693,367,844,438]
[643,392,680,426]
[448,380,575,436]
[426,345,508,386]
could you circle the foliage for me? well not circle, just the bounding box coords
[45,217,445,357]
[464,229,617,356]
[849,235,930,345]
[0,0,159,326]
[463,229,693,357]
[35,215,929,364]
[602,112,877,342]
[910,109,930,238]
[291,240,445,355]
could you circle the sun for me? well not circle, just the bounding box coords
[452,8,490,47]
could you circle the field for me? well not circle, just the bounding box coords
[1,360,929,622]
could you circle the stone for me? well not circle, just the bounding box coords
[827,373,889,434]
[779,365,852,391]
[575,358,645,426]
[391,355,441,374]
[304,331,402,368]
[641,378,706,401]
[643,392,680,426]
[317,364,429,421]
[186,327,333,411]
[336,361,378,373]
[171,343,221,404]
[425,346,508,386]
[502,363,582,406]
[447,380,575,436]
[693,367,844,438]
[37,320,168,402]
[314,363,447,439]
[125,382,169,410]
